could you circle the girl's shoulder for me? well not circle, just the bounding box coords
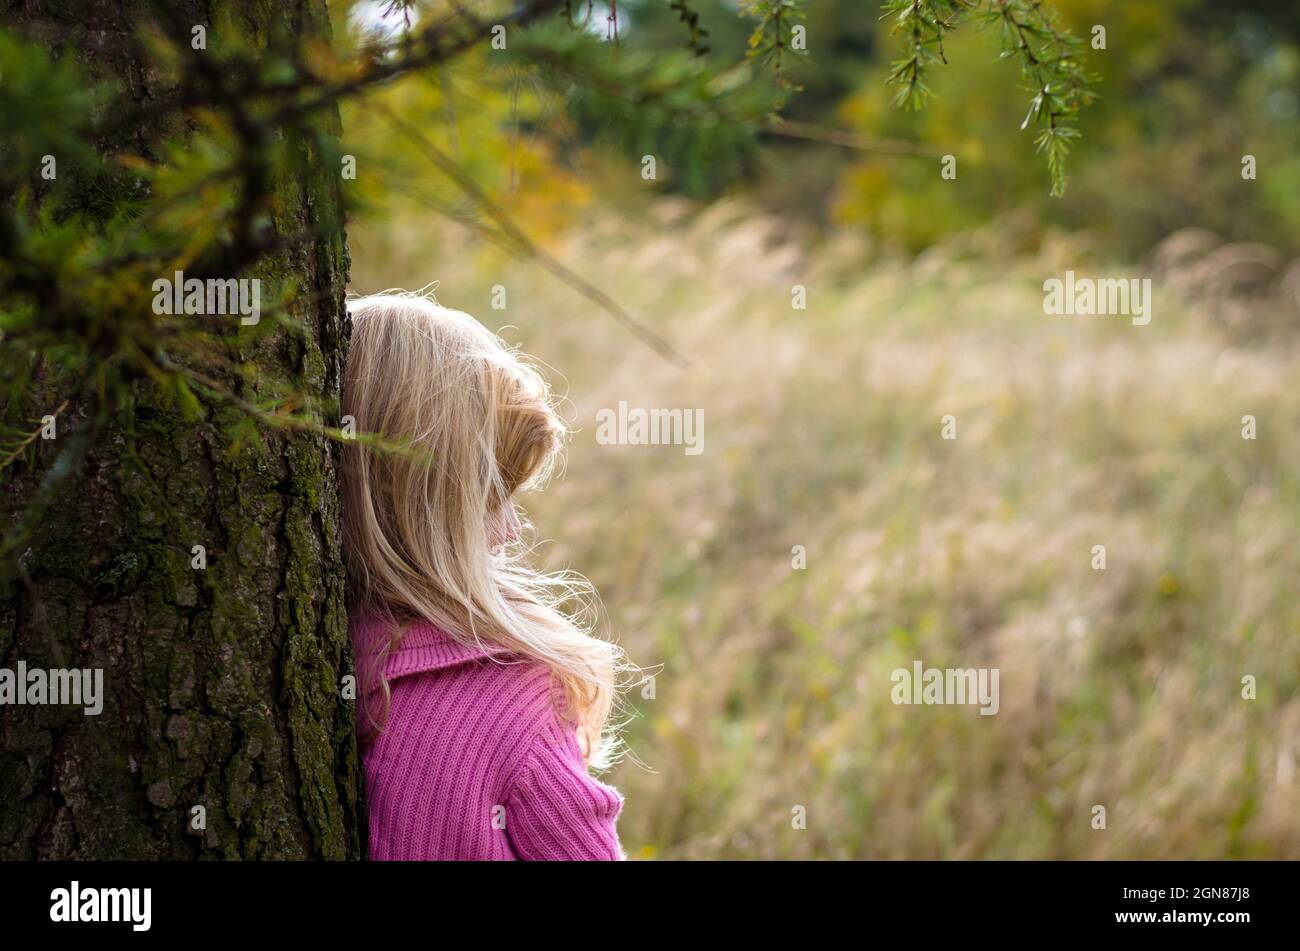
[359,614,563,753]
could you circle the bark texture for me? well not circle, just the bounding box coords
[0,0,362,858]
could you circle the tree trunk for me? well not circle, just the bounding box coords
[0,0,362,859]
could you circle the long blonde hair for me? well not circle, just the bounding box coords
[342,290,626,768]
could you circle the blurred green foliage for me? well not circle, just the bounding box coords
[561,0,1298,255]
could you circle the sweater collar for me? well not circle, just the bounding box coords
[353,615,509,682]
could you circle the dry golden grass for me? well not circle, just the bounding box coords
[351,199,1300,859]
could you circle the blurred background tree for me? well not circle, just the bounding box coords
[465,0,1296,254]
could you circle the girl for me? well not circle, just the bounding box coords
[342,291,628,860]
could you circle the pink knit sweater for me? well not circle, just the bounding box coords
[352,615,624,861]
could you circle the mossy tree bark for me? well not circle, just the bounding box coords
[0,1,362,858]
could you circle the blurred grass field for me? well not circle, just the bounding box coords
[350,198,1300,859]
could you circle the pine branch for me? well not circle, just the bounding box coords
[884,0,1096,195]
[376,103,689,368]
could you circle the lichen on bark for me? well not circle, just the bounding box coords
[0,0,363,859]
